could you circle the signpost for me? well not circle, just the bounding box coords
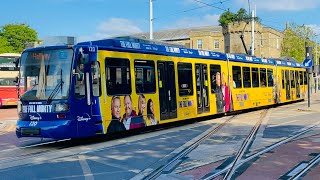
[305,47,313,107]
[303,58,313,68]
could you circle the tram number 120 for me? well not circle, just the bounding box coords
[29,121,38,127]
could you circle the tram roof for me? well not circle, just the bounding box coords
[24,37,305,69]
[78,37,305,68]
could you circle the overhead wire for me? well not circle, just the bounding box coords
[153,0,230,21]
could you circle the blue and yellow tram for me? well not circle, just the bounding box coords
[15,37,306,139]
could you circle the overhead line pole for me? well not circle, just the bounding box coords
[150,0,153,40]
[251,8,255,56]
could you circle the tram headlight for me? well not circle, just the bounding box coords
[54,103,69,112]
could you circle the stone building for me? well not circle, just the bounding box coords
[131,22,282,58]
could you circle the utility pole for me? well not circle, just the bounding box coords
[149,0,153,40]
[306,46,312,107]
[316,41,318,92]
[251,9,255,56]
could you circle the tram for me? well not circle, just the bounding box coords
[15,37,306,139]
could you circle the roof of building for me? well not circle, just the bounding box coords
[130,26,222,41]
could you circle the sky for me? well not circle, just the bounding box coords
[1,0,320,43]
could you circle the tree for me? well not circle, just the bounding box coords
[281,22,317,62]
[219,8,258,26]
[234,8,249,22]
[0,36,14,53]
[0,23,38,53]
[219,10,236,26]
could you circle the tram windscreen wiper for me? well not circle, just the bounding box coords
[47,69,64,105]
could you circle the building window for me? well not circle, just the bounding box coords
[134,60,156,94]
[214,40,219,49]
[106,58,131,95]
[276,38,279,49]
[197,39,202,49]
[178,63,193,96]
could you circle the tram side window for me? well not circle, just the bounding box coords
[282,70,285,89]
[260,68,266,87]
[178,63,193,96]
[91,61,101,97]
[242,67,251,88]
[267,68,274,87]
[232,66,242,88]
[290,70,295,88]
[210,64,221,93]
[106,58,131,95]
[295,71,299,86]
[134,60,156,94]
[304,71,307,85]
[299,71,303,85]
[252,67,259,87]
[75,61,85,98]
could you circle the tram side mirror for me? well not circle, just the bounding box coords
[13,58,20,68]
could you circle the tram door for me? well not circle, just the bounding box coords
[157,61,177,120]
[195,64,210,114]
[285,70,291,100]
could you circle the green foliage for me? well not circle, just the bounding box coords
[219,10,236,26]
[281,22,317,62]
[219,8,257,26]
[0,36,14,53]
[0,23,38,53]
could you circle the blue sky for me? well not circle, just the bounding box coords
[1,0,320,42]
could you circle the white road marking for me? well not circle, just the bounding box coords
[78,155,94,180]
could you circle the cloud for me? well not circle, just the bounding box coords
[164,14,220,29]
[306,24,320,35]
[78,18,143,42]
[236,0,320,11]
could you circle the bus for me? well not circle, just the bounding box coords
[0,53,21,107]
[15,37,306,139]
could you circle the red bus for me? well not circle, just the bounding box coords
[0,53,21,107]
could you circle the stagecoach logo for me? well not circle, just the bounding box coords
[77,113,91,122]
[29,113,42,121]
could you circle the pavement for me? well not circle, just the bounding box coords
[176,92,320,179]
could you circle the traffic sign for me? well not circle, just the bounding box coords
[303,58,313,68]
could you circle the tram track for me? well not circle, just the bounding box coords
[0,117,224,171]
[289,154,320,180]
[131,114,239,180]
[202,118,320,180]
[222,109,268,180]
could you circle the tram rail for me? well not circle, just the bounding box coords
[203,120,320,180]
